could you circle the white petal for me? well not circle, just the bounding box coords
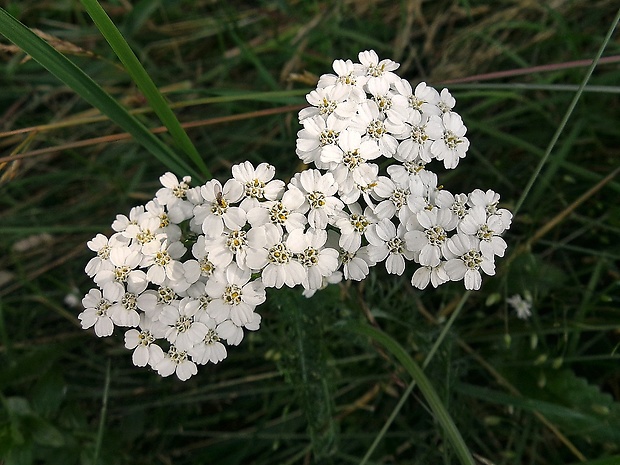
[132,345,150,367]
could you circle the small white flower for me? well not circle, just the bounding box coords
[322,129,380,196]
[215,312,261,346]
[111,205,144,233]
[204,228,250,271]
[193,179,246,238]
[191,235,218,279]
[205,264,266,325]
[317,58,364,91]
[436,190,469,219]
[427,113,469,169]
[185,185,204,208]
[93,246,147,302]
[246,224,306,289]
[108,291,140,327]
[395,111,433,163]
[350,100,399,157]
[299,84,359,122]
[338,162,381,206]
[287,228,339,290]
[437,88,456,113]
[290,169,344,229]
[367,78,408,126]
[467,189,513,230]
[366,219,414,275]
[357,50,400,88]
[141,240,186,285]
[468,188,500,211]
[231,161,285,211]
[386,160,428,192]
[507,294,533,320]
[339,245,375,281]
[123,213,162,251]
[155,345,198,381]
[159,297,207,351]
[296,114,349,168]
[404,169,439,214]
[302,271,343,298]
[335,203,377,253]
[85,233,129,277]
[170,259,202,294]
[444,234,495,290]
[156,172,191,206]
[247,186,307,233]
[136,285,178,321]
[79,288,115,337]
[144,199,186,238]
[124,314,167,367]
[188,317,227,364]
[372,176,410,221]
[458,206,508,258]
[405,208,458,267]
[393,80,441,118]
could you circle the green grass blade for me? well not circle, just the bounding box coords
[93,359,111,464]
[360,292,473,465]
[79,0,211,179]
[346,322,476,465]
[0,7,198,179]
[512,7,620,216]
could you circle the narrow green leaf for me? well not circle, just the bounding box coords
[0,8,199,179]
[346,322,476,465]
[80,0,211,179]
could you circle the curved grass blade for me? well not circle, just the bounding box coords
[0,8,198,179]
[79,0,211,179]
[346,322,476,465]
[360,292,472,465]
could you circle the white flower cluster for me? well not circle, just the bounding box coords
[78,50,512,380]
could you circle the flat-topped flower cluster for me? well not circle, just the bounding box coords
[79,50,512,380]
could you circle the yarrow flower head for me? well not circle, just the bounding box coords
[79,50,512,380]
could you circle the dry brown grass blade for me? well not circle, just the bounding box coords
[335,384,382,420]
[0,130,37,184]
[518,165,620,254]
[0,28,92,62]
[0,27,124,71]
[0,104,304,165]
[0,243,85,298]
[442,55,620,84]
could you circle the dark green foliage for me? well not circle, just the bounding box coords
[275,288,339,461]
